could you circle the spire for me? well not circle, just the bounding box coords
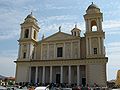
[92,2,93,4]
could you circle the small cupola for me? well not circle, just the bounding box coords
[71,24,81,37]
[86,2,101,14]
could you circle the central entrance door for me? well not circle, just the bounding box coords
[56,74,60,83]
[82,77,86,87]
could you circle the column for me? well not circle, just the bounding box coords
[27,44,30,59]
[20,28,23,38]
[89,38,92,55]
[29,67,31,82]
[99,19,102,31]
[47,44,49,59]
[102,38,105,55]
[18,44,21,59]
[86,20,89,32]
[97,19,100,31]
[88,20,91,31]
[98,37,101,54]
[63,43,65,58]
[86,38,89,56]
[42,66,45,84]
[60,66,63,83]
[34,47,36,59]
[35,67,38,83]
[50,66,52,83]
[54,43,56,59]
[29,44,33,59]
[78,41,80,58]
[29,27,32,38]
[85,65,88,85]
[41,44,42,60]
[77,65,80,85]
[71,42,73,59]
[68,66,71,84]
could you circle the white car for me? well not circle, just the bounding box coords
[35,86,49,90]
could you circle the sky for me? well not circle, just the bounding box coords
[0,0,120,81]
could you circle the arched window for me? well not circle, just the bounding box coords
[91,20,97,31]
[92,26,97,31]
[23,52,26,58]
[24,29,29,38]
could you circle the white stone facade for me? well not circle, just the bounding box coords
[15,3,108,87]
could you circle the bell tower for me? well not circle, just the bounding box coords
[18,13,40,60]
[71,24,81,37]
[84,3,105,58]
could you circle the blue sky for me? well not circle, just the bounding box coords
[0,0,120,81]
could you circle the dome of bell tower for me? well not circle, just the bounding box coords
[24,12,38,24]
[86,2,100,14]
[25,12,36,20]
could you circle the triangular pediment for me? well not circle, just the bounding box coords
[40,31,80,42]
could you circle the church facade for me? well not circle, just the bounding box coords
[15,3,108,87]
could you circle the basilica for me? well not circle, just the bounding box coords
[15,3,108,87]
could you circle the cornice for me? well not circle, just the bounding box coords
[15,57,108,66]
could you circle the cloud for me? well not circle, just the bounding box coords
[107,42,120,47]
[39,21,84,39]
[37,14,85,39]
[0,56,16,77]
[106,42,120,80]
[107,64,120,80]
[103,20,120,29]
[0,49,17,76]
[103,20,120,35]
[0,49,18,58]
[0,0,42,40]
[45,4,78,10]
[0,8,25,40]
[106,42,120,55]
[40,15,79,24]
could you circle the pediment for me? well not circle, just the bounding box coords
[40,31,80,42]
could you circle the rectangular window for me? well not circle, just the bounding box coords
[23,52,26,58]
[57,47,63,57]
[93,48,97,54]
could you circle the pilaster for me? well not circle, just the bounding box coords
[42,66,45,84]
